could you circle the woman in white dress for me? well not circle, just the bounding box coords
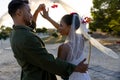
[41,8,91,79]
[57,13,91,80]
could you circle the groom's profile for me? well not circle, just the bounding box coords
[8,0,88,80]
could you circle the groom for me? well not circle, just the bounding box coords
[8,0,88,80]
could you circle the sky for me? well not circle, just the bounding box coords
[0,0,93,28]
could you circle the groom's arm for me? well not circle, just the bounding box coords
[29,4,45,30]
[32,4,45,23]
[21,32,88,78]
[21,33,76,77]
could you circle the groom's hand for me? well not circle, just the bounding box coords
[36,4,45,13]
[74,58,88,73]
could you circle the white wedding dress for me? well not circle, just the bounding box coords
[61,14,91,80]
[65,34,91,80]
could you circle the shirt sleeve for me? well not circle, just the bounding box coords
[21,33,76,77]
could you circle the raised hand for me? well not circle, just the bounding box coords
[36,4,45,12]
[32,4,45,23]
[40,6,50,19]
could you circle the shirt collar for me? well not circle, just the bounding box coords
[13,25,33,31]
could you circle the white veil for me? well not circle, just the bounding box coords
[64,13,91,80]
[64,14,86,64]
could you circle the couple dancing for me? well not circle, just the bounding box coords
[8,0,90,80]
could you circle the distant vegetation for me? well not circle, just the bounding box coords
[36,27,47,33]
[1,0,120,40]
[90,0,120,36]
[0,25,59,40]
[36,27,59,38]
[0,25,12,40]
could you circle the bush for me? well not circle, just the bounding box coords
[0,26,12,40]
[52,32,58,38]
[36,27,48,33]
[0,31,9,40]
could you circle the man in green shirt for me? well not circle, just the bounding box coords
[8,0,88,80]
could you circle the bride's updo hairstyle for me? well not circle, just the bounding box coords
[61,13,80,30]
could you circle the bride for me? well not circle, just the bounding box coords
[57,13,91,80]
[41,6,91,80]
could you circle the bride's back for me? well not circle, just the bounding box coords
[64,34,85,64]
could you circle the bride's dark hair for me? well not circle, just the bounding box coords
[61,13,80,30]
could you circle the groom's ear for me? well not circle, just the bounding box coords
[15,9,23,16]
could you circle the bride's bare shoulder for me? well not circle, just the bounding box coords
[59,43,70,51]
[58,43,70,59]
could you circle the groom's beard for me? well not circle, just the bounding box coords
[24,17,32,26]
[29,21,36,29]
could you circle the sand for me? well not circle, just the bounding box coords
[0,35,120,80]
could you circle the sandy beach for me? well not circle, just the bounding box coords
[0,34,120,80]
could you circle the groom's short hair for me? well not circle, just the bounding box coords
[8,0,29,17]
[12,0,29,3]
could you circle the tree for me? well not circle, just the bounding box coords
[42,27,47,33]
[52,32,58,38]
[36,28,42,33]
[36,27,47,33]
[0,26,12,40]
[90,0,120,35]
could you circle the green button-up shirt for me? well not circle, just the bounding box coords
[10,25,76,80]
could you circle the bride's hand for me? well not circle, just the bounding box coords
[40,7,50,19]
[74,58,88,73]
